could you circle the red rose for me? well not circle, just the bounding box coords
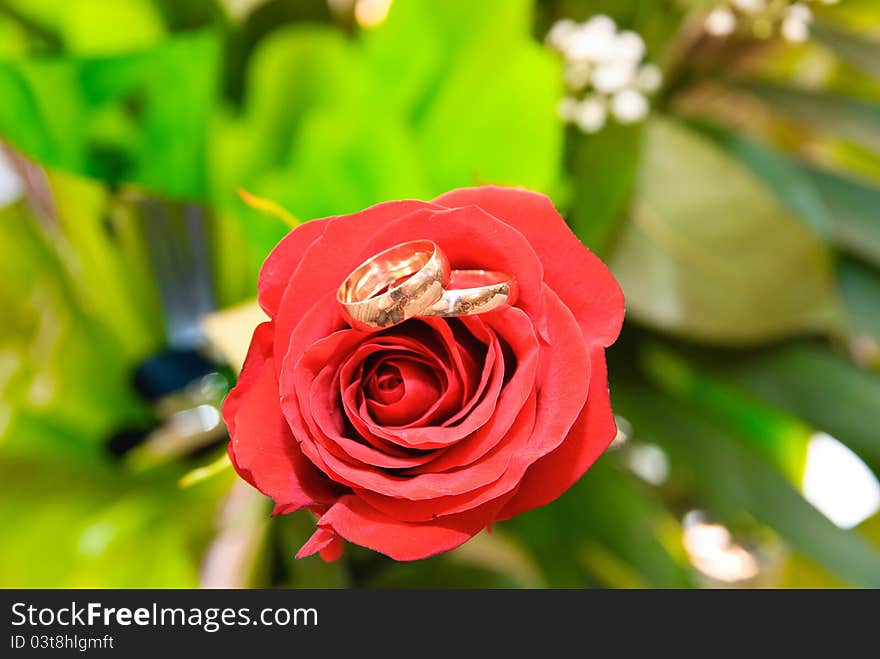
[222,186,625,561]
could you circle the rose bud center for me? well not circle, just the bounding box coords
[364,357,442,427]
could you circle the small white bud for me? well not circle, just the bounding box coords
[574,96,607,133]
[705,8,737,36]
[613,30,646,63]
[592,61,637,93]
[563,60,593,90]
[781,17,809,43]
[584,14,617,36]
[567,22,616,62]
[732,0,765,14]
[546,19,577,52]
[787,3,813,23]
[636,63,663,93]
[611,88,649,124]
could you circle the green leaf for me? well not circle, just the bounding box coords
[272,511,348,588]
[780,512,880,587]
[209,25,427,251]
[839,256,880,346]
[0,29,220,197]
[46,170,164,359]
[712,343,880,467]
[274,106,431,222]
[57,0,167,56]
[614,384,880,587]
[0,458,226,587]
[214,0,563,256]
[697,123,880,269]
[0,200,151,455]
[361,527,546,588]
[609,116,842,345]
[362,558,524,588]
[566,122,642,255]
[693,122,831,239]
[446,530,547,588]
[812,21,880,83]
[406,0,562,194]
[639,344,811,482]
[698,122,880,269]
[502,459,694,588]
[802,166,880,268]
[748,84,880,155]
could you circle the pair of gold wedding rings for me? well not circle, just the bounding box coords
[337,240,517,331]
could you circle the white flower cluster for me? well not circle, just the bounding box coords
[705,0,840,44]
[547,15,661,134]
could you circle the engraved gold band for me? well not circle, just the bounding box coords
[420,269,517,318]
[337,242,514,330]
[337,240,450,331]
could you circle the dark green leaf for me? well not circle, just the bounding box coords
[802,166,880,268]
[567,122,642,255]
[609,116,842,344]
[812,21,880,82]
[748,84,880,154]
[693,122,831,238]
[615,384,880,587]
[502,459,694,588]
[698,123,880,269]
[839,256,880,345]
[363,559,523,589]
[713,343,880,466]
[639,344,810,481]
[273,513,348,588]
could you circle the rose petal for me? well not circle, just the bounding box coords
[434,186,625,347]
[356,286,590,521]
[296,526,344,562]
[307,354,439,470]
[314,494,513,561]
[341,326,464,430]
[289,316,496,453]
[341,344,454,455]
[258,218,330,318]
[497,346,615,520]
[354,391,537,522]
[287,328,435,469]
[223,322,339,511]
[289,290,348,353]
[222,321,274,439]
[283,302,548,500]
[402,308,539,474]
[348,318,502,450]
[364,357,441,426]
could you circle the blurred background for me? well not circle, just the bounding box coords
[1,0,879,588]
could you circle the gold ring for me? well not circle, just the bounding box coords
[420,269,517,318]
[337,240,450,331]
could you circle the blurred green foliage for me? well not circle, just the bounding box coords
[1,0,879,588]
